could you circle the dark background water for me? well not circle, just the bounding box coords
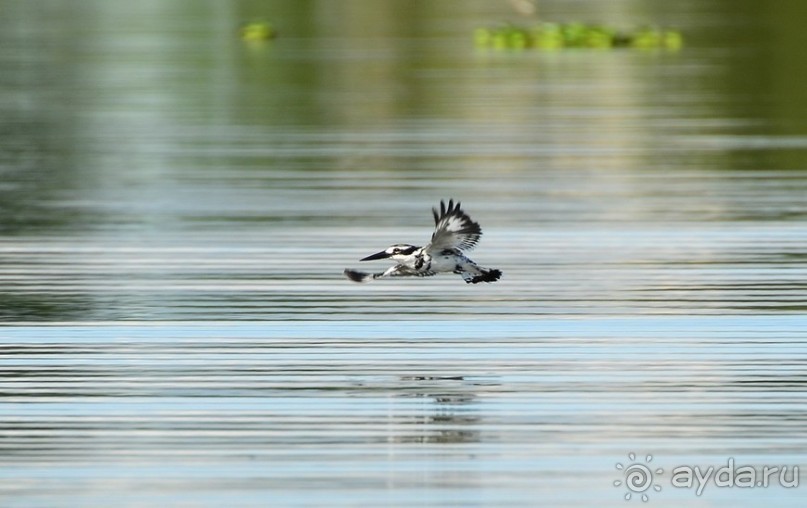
[1,0,806,321]
[1,1,806,506]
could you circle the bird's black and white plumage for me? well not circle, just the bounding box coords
[344,199,502,284]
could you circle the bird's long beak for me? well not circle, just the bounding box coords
[360,250,391,261]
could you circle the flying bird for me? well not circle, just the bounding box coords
[344,199,502,284]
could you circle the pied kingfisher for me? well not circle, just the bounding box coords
[344,199,502,284]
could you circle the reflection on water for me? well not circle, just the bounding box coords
[1,0,806,506]
[3,319,806,507]
[0,1,805,321]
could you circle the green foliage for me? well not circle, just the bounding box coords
[241,21,277,42]
[475,22,683,51]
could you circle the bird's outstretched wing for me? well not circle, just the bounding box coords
[426,199,482,253]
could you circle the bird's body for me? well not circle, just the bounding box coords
[344,199,501,284]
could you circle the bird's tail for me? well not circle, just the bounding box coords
[461,266,502,284]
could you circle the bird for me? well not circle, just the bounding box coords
[344,199,502,284]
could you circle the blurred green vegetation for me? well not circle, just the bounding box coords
[474,23,682,51]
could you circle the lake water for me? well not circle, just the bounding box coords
[1,0,806,506]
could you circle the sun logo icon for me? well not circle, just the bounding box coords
[614,452,663,502]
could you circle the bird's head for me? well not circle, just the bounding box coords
[360,244,419,262]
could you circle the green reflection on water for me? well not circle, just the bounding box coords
[0,0,805,320]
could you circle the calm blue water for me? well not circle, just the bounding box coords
[1,0,806,506]
[3,318,806,507]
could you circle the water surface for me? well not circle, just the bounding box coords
[1,0,806,506]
